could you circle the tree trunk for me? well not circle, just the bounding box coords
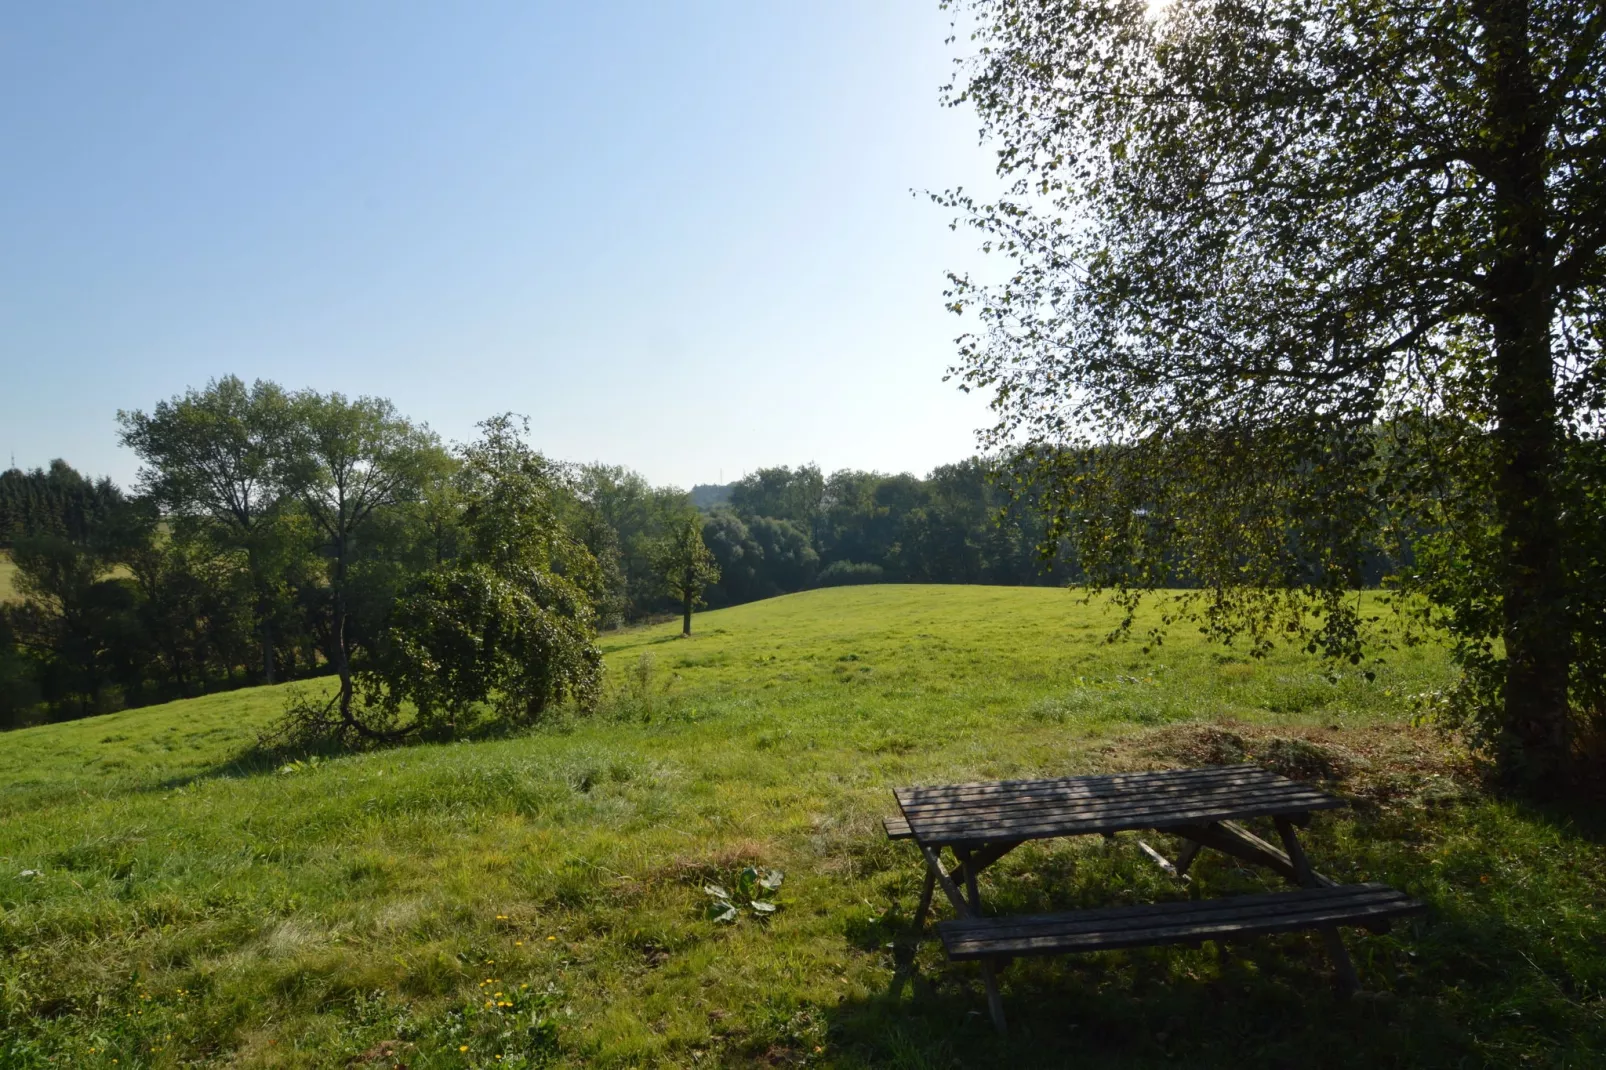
[334,594,352,721]
[1484,0,1572,789]
[261,623,275,685]
[332,538,354,724]
[1491,296,1572,788]
[682,591,693,637]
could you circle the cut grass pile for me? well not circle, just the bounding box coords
[1,585,1602,1067]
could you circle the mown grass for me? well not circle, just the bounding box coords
[1,585,1602,1067]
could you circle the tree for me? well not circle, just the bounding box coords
[0,611,40,729]
[940,0,1606,789]
[5,530,146,718]
[118,377,293,681]
[0,461,128,548]
[730,465,825,538]
[275,391,444,736]
[330,415,602,742]
[700,510,764,605]
[652,512,721,636]
[576,464,693,620]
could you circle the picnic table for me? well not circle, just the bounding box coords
[886,764,1423,1034]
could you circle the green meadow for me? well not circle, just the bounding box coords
[0,553,17,603]
[1,585,1602,1067]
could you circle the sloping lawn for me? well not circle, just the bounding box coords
[1,586,1601,1067]
[0,552,17,603]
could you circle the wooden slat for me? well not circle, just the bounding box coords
[937,884,1423,961]
[898,764,1272,803]
[883,815,913,840]
[899,783,1336,827]
[1170,821,1337,888]
[898,770,1331,807]
[946,884,1403,938]
[903,797,1339,848]
[899,771,1282,811]
[943,899,1414,959]
[893,766,1345,848]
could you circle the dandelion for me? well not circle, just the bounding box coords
[460,1045,469,1052]
[547,935,557,941]
[515,940,523,946]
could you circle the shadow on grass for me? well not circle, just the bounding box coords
[145,700,591,794]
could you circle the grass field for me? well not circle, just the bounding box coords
[0,552,17,603]
[1,585,1602,1067]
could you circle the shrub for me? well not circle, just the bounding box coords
[816,561,883,587]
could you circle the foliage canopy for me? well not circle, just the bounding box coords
[941,0,1606,788]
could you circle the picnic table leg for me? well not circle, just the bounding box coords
[981,958,1008,1035]
[914,842,1022,931]
[1174,837,1203,878]
[912,867,937,931]
[1274,816,1360,998]
[1169,821,1335,887]
[920,846,973,917]
[957,848,984,913]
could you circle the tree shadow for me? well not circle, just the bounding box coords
[143,701,587,794]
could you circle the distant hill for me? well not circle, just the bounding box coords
[690,482,733,509]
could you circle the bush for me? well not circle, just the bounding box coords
[816,561,884,587]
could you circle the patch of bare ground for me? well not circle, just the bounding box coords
[649,838,779,887]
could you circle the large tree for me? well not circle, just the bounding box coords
[940,0,1606,788]
[652,513,721,637]
[276,391,443,734]
[118,377,293,681]
[331,416,604,742]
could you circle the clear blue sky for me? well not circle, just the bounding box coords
[0,1,1000,490]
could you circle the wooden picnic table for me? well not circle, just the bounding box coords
[888,764,1423,1034]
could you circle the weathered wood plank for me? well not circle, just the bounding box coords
[1168,820,1338,888]
[883,815,913,839]
[895,769,1339,810]
[898,784,1338,830]
[938,884,1408,939]
[902,797,1339,847]
[897,764,1273,802]
[899,775,1312,810]
[1136,839,1179,877]
[941,901,1416,958]
[921,845,973,918]
[897,783,1339,824]
[937,884,1423,961]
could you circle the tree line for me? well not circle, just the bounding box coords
[0,377,1074,730]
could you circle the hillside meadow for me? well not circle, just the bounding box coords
[0,553,17,603]
[1,585,1602,1067]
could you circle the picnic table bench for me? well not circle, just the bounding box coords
[888,764,1423,1034]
